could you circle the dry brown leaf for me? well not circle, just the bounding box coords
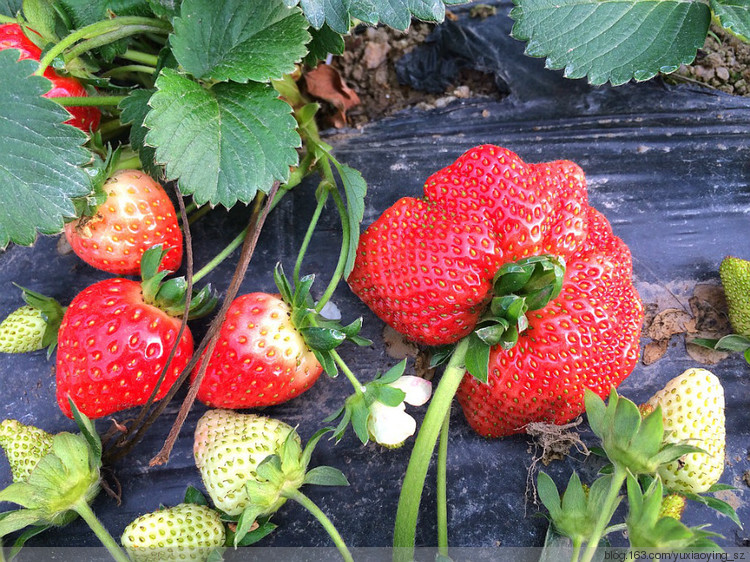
[643,339,669,365]
[304,64,361,128]
[646,308,693,340]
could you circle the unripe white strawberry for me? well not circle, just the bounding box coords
[0,419,53,482]
[0,306,46,353]
[646,368,725,494]
[193,410,298,516]
[121,503,225,562]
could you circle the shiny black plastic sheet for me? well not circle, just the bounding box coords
[1,1,749,555]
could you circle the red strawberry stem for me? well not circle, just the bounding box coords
[393,337,469,559]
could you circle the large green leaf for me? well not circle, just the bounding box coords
[145,68,300,208]
[170,0,309,83]
[287,0,454,32]
[510,0,712,86]
[0,52,91,248]
[712,0,750,40]
[118,88,160,178]
[0,0,21,17]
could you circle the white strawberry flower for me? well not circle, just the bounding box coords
[368,375,432,448]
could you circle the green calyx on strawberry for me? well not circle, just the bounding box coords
[0,403,102,540]
[349,145,643,437]
[195,264,370,410]
[121,502,226,562]
[625,475,721,550]
[56,246,216,419]
[0,286,65,356]
[194,410,350,552]
[695,256,750,364]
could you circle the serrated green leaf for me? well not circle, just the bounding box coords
[170,0,310,83]
[304,23,345,66]
[148,0,180,20]
[146,69,300,208]
[331,160,366,278]
[510,0,711,86]
[301,326,346,351]
[712,0,750,41]
[0,53,92,248]
[184,485,209,506]
[118,88,161,178]
[296,0,449,33]
[0,0,22,17]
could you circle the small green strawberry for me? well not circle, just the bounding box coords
[121,503,225,562]
[0,419,53,482]
[720,256,750,337]
[0,306,46,353]
[194,410,352,559]
[659,493,686,520]
[645,368,726,494]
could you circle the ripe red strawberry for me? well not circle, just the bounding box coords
[0,23,100,132]
[195,292,323,408]
[64,169,183,275]
[349,145,642,437]
[53,248,214,419]
[456,207,642,436]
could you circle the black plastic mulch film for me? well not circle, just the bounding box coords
[0,0,748,555]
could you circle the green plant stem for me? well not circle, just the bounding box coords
[294,190,328,286]
[73,500,130,562]
[120,48,159,66]
[192,226,247,284]
[64,25,168,62]
[52,95,127,107]
[393,337,469,561]
[437,409,450,556]
[314,186,350,314]
[571,538,582,562]
[113,155,142,172]
[331,349,365,397]
[187,205,212,226]
[579,465,627,562]
[285,489,353,562]
[184,201,198,215]
[97,119,127,137]
[101,64,156,77]
[35,17,171,75]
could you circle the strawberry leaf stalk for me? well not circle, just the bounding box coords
[193,410,352,560]
[0,402,129,562]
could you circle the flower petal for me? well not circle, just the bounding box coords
[368,402,416,447]
[389,375,432,406]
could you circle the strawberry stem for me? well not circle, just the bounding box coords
[52,95,127,106]
[119,49,158,66]
[330,349,365,397]
[314,185,350,314]
[73,500,130,562]
[294,189,328,286]
[63,25,167,63]
[192,226,248,283]
[284,489,353,562]
[35,17,171,75]
[393,337,469,560]
[578,464,626,562]
[437,410,450,556]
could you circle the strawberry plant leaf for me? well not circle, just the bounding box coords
[375,359,407,385]
[0,53,92,248]
[304,24,345,66]
[331,160,367,277]
[536,471,562,519]
[145,69,300,207]
[183,486,209,506]
[712,0,750,40]
[510,0,711,86]
[303,465,349,487]
[465,333,490,383]
[0,0,22,17]
[170,0,309,83]
[148,0,180,20]
[118,88,161,178]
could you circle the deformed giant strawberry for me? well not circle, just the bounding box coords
[349,145,642,437]
[65,169,183,275]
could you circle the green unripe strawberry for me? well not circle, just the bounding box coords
[0,306,46,353]
[0,419,53,482]
[719,256,750,337]
[193,410,298,516]
[646,368,726,494]
[659,493,686,520]
[121,503,225,562]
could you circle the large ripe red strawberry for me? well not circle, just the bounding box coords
[65,169,183,275]
[195,292,323,408]
[0,23,100,132]
[55,248,215,419]
[348,145,642,437]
